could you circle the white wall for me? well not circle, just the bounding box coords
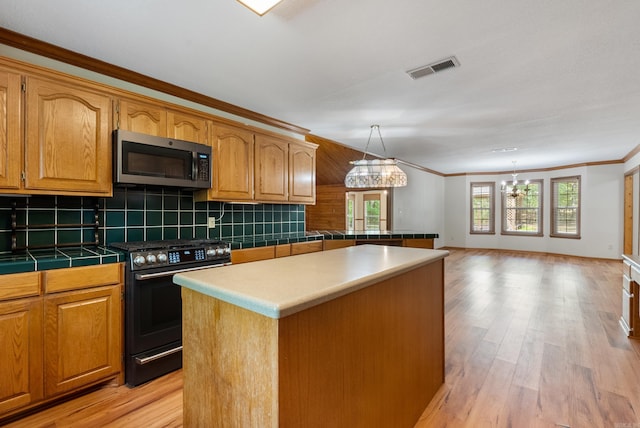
[392,167,445,249]
[393,162,625,258]
[438,163,624,259]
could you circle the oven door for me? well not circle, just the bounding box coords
[127,268,183,355]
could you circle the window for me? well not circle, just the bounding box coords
[345,190,389,231]
[551,176,581,238]
[470,182,495,234]
[501,179,543,236]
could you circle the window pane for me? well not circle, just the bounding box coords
[552,177,580,237]
[364,200,380,231]
[471,183,494,234]
[502,181,542,235]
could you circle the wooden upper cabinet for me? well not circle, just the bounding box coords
[24,76,112,196]
[118,98,167,137]
[200,123,255,201]
[0,69,22,190]
[255,134,288,202]
[167,109,208,144]
[289,142,316,203]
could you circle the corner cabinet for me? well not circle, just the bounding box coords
[23,76,112,196]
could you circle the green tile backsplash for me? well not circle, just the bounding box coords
[0,188,306,252]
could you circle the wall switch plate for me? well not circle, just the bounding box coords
[208,217,216,228]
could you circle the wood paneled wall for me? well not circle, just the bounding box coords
[306,184,347,230]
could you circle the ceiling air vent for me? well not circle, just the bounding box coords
[406,56,459,80]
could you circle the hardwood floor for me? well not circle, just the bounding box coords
[4,249,640,427]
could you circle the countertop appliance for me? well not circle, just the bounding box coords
[110,238,231,386]
[113,129,212,189]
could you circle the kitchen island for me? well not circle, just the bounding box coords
[174,245,448,427]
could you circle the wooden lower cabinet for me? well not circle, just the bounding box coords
[43,284,122,397]
[0,264,123,421]
[290,241,323,255]
[0,297,43,415]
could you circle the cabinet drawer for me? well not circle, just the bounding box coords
[275,244,291,258]
[231,247,275,264]
[44,264,122,293]
[0,271,41,300]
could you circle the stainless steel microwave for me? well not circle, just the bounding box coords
[113,129,211,189]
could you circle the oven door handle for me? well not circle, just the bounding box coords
[134,263,230,280]
[135,346,183,365]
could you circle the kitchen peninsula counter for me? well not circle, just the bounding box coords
[174,245,448,427]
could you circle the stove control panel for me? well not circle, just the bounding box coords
[129,243,231,270]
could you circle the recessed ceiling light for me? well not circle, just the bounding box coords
[237,0,283,15]
[491,147,518,153]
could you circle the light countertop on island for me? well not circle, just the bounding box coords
[173,244,449,319]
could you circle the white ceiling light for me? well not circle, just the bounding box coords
[345,125,408,188]
[236,0,283,15]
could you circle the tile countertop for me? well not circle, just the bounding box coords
[174,244,449,319]
[0,246,124,275]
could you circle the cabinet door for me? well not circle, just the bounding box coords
[289,142,316,203]
[0,297,43,415]
[44,284,122,397]
[0,69,22,190]
[167,109,208,144]
[118,98,167,137]
[24,77,112,195]
[209,123,255,200]
[255,134,288,202]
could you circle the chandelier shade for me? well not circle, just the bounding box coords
[344,125,408,188]
[345,159,408,188]
[501,161,530,198]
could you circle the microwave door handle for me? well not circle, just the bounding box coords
[192,154,198,181]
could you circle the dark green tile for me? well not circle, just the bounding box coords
[282,223,290,233]
[146,227,163,241]
[163,194,178,210]
[180,196,193,210]
[127,228,144,242]
[29,210,55,225]
[101,255,119,264]
[127,211,144,227]
[147,194,163,210]
[146,211,163,227]
[273,224,281,233]
[180,212,193,226]
[232,212,243,223]
[194,226,207,239]
[243,224,254,236]
[194,201,208,211]
[58,229,81,244]
[28,196,55,209]
[126,190,145,210]
[233,225,243,237]
[83,229,100,245]
[58,210,81,224]
[105,228,125,244]
[29,230,55,246]
[106,211,125,227]
[0,260,35,274]
[71,257,100,267]
[105,190,126,209]
[164,227,178,240]
[57,196,82,209]
[207,228,221,240]
[255,224,264,235]
[163,212,178,225]
[195,212,207,225]
[265,224,273,234]
[221,225,232,238]
[179,227,193,239]
[37,258,71,270]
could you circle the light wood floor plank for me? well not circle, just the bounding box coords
[4,249,640,427]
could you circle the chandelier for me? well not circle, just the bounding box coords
[501,161,530,198]
[344,125,408,188]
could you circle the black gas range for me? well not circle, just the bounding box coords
[110,239,231,386]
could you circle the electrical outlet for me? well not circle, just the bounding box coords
[208,217,216,228]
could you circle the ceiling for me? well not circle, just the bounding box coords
[2,0,640,174]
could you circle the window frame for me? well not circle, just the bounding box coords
[470,182,496,235]
[550,175,581,239]
[500,179,544,237]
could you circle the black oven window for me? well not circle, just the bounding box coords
[139,280,182,336]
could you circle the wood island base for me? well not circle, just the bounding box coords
[181,256,445,427]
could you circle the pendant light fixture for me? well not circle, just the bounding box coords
[501,160,530,198]
[236,0,283,15]
[345,125,408,188]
